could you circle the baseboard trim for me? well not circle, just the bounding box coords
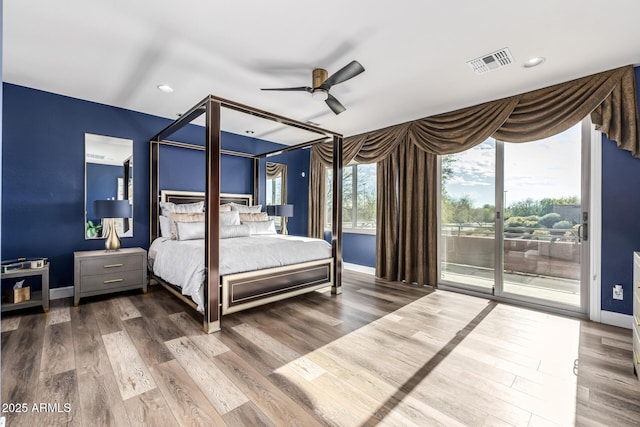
[600,310,632,329]
[344,263,375,276]
[50,286,73,300]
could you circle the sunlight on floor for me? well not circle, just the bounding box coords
[274,290,581,426]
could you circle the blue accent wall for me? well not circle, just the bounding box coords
[324,231,376,268]
[2,83,309,289]
[85,163,123,221]
[258,150,310,236]
[601,66,640,315]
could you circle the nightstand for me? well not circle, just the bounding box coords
[74,247,147,306]
[1,264,50,313]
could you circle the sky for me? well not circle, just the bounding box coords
[445,124,582,208]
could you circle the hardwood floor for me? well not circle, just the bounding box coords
[2,271,639,426]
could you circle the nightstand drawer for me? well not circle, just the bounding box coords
[80,269,143,293]
[80,254,143,276]
[74,247,147,305]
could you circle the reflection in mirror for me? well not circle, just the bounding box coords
[85,133,134,240]
[266,162,287,228]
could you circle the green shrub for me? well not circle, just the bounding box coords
[552,220,573,229]
[540,213,561,228]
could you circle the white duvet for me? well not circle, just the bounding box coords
[148,235,332,310]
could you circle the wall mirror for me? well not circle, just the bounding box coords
[85,133,134,239]
[266,162,287,227]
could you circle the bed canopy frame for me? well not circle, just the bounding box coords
[150,95,344,333]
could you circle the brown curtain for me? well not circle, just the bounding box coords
[375,151,398,280]
[308,137,365,238]
[396,143,438,285]
[308,65,639,286]
[308,153,326,238]
[494,66,631,143]
[591,66,640,157]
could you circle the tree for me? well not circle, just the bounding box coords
[507,198,539,217]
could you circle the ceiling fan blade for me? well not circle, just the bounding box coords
[260,86,312,92]
[326,94,346,115]
[319,60,365,89]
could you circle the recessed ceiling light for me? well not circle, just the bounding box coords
[524,57,545,68]
[157,84,174,93]
[245,130,254,134]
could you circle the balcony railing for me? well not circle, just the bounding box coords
[441,223,580,280]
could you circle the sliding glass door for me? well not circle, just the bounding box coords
[440,139,496,294]
[440,121,589,314]
[498,123,587,310]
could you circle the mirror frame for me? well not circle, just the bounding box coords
[84,133,134,240]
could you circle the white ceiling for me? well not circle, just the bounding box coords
[5,1,640,145]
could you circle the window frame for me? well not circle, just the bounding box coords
[325,162,376,235]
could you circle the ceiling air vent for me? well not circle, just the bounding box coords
[467,48,515,75]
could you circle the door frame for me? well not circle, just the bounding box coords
[438,119,600,319]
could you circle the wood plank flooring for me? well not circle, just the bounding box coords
[2,271,640,426]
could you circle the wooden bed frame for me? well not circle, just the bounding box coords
[151,190,334,317]
[149,95,344,333]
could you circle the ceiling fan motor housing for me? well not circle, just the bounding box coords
[311,68,329,100]
[312,68,328,88]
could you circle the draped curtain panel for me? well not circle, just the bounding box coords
[308,65,639,286]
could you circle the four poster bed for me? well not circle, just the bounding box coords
[149,95,344,333]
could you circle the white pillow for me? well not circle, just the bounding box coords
[243,220,276,235]
[169,212,205,239]
[230,203,262,213]
[159,215,171,238]
[220,210,241,226]
[220,224,251,239]
[175,221,205,241]
[159,201,204,217]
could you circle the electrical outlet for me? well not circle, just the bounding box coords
[613,284,624,300]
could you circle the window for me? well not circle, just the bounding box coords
[266,162,285,226]
[325,163,376,232]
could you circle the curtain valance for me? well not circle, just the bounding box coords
[309,65,639,286]
[312,65,638,164]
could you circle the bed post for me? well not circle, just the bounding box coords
[204,97,222,333]
[150,141,160,241]
[253,158,260,206]
[331,135,343,294]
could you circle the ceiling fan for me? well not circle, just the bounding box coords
[261,60,365,115]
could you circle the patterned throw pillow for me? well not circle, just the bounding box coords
[160,201,204,217]
[229,203,262,213]
[238,212,268,222]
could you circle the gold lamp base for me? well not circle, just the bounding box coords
[104,220,121,251]
[280,217,288,235]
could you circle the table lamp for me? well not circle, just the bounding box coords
[266,204,294,235]
[94,199,132,251]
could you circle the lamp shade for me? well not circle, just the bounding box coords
[94,199,132,218]
[274,204,294,217]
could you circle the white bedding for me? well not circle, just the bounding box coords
[148,235,332,310]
